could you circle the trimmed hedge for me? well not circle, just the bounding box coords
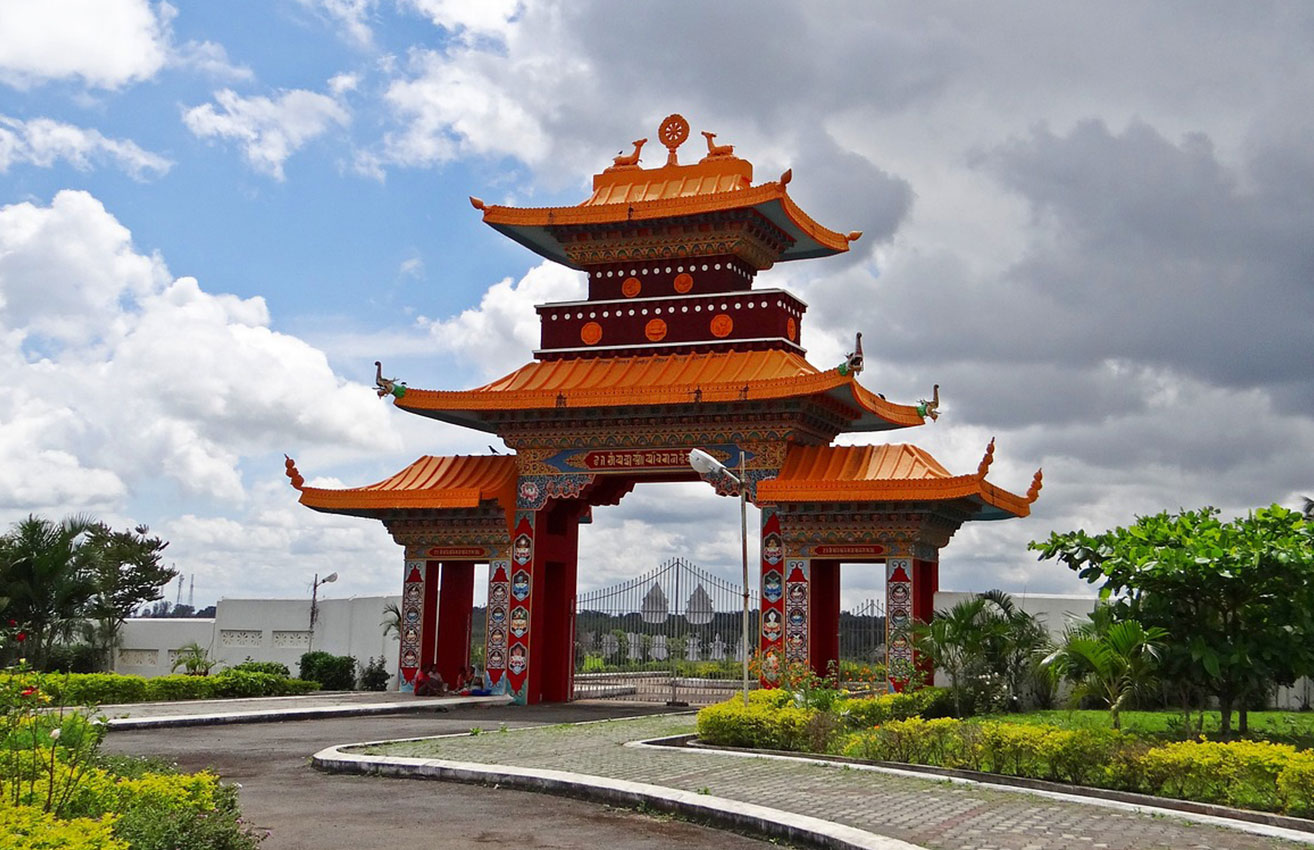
[15,671,319,705]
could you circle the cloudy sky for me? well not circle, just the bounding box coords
[1,1,1310,609]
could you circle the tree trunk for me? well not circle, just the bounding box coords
[1218,690,1234,739]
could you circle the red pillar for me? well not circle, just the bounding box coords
[809,559,840,681]
[912,557,938,684]
[419,561,440,671]
[527,499,581,704]
[435,561,475,686]
[397,560,425,691]
[758,507,785,686]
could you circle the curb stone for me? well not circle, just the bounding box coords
[312,742,922,850]
[105,695,512,731]
[634,735,1314,846]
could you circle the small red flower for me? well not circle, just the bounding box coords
[6,619,15,627]
[20,687,37,698]
[15,632,26,642]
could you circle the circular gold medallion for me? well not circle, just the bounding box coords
[710,314,734,338]
[580,322,603,345]
[787,317,797,341]
[622,277,641,298]
[644,318,668,342]
[673,272,693,293]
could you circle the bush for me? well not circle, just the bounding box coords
[1277,751,1314,816]
[229,658,290,678]
[696,698,817,750]
[298,651,356,691]
[359,656,391,692]
[0,805,126,850]
[47,674,149,706]
[44,644,103,675]
[1139,739,1295,811]
[144,676,215,702]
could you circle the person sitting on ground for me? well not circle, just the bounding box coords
[413,664,446,696]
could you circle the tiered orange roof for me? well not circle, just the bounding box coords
[394,349,925,432]
[470,115,860,269]
[757,443,1040,520]
[293,455,517,518]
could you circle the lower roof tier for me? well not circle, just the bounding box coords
[290,442,1038,524]
[393,349,925,434]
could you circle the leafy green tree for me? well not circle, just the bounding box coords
[84,523,175,670]
[0,514,98,667]
[1042,605,1166,729]
[1031,504,1314,738]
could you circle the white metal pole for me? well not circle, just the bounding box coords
[740,455,750,707]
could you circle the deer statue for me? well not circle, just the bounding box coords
[611,138,646,168]
[700,131,735,159]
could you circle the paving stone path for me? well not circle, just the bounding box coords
[357,714,1306,850]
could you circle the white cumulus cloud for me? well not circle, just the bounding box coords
[183,86,351,180]
[0,0,169,89]
[0,190,400,512]
[0,114,172,180]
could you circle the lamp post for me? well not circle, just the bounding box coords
[689,449,751,707]
[309,571,338,651]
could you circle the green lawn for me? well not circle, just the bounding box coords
[981,709,1314,747]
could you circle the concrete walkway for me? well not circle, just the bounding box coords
[326,713,1314,850]
[101,691,510,729]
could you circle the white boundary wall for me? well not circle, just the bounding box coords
[116,595,401,682]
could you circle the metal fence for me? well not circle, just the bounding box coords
[574,557,759,705]
[839,597,886,679]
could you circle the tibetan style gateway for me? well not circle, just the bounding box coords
[286,115,1041,704]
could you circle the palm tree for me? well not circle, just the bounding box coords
[380,602,401,639]
[914,596,991,716]
[979,589,1053,712]
[0,515,98,668]
[170,641,219,676]
[1302,496,1312,521]
[1042,606,1166,729]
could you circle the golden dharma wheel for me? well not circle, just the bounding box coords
[710,313,734,338]
[580,321,603,345]
[673,272,693,294]
[622,277,642,298]
[659,114,689,148]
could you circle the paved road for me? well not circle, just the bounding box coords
[102,703,772,850]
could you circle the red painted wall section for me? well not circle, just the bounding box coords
[435,562,475,686]
[808,559,840,680]
[527,499,582,704]
[420,561,440,671]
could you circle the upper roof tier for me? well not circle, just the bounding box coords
[393,348,926,433]
[470,114,860,272]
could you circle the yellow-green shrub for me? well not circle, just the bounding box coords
[1277,751,1314,816]
[1139,739,1296,810]
[0,804,125,850]
[696,698,817,750]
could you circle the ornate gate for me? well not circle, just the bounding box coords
[573,557,759,705]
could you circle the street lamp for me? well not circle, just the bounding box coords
[309,571,338,651]
[688,449,751,707]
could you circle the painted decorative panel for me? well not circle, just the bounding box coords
[117,648,158,667]
[219,629,263,647]
[272,630,311,649]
